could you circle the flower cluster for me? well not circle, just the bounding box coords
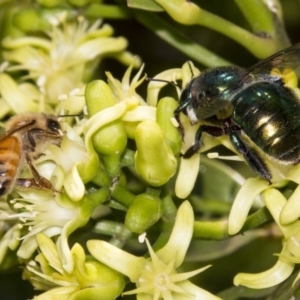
[1,11,140,117]
[0,9,222,299]
[88,201,221,300]
[227,167,300,289]
[2,3,300,300]
[23,233,125,300]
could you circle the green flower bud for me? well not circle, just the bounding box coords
[71,245,125,300]
[134,120,177,186]
[156,97,182,156]
[123,121,139,139]
[92,121,127,156]
[155,0,201,25]
[125,193,163,233]
[13,9,50,32]
[85,80,127,177]
[85,80,115,115]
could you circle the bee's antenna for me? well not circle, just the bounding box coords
[58,112,84,118]
[146,77,180,88]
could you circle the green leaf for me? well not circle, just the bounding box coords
[127,0,163,12]
[217,285,276,299]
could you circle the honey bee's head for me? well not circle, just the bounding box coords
[43,114,63,142]
[30,113,63,148]
[6,113,63,155]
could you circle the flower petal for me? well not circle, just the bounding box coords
[175,155,200,199]
[262,188,300,238]
[30,286,79,300]
[286,164,300,184]
[146,68,182,107]
[234,244,294,289]
[0,224,20,265]
[156,201,194,267]
[176,280,222,300]
[228,177,269,235]
[83,102,128,154]
[0,73,39,113]
[72,37,128,62]
[280,184,300,224]
[63,164,85,201]
[36,233,63,273]
[87,240,146,282]
[122,106,156,122]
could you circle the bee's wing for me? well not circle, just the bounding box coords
[0,131,14,142]
[245,43,300,81]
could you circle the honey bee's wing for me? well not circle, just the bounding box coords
[0,119,35,142]
[245,43,300,82]
[0,131,13,142]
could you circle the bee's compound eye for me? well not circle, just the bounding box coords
[47,118,61,133]
[198,91,206,99]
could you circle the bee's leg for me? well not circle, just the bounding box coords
[24,153,58,192]
[16,178,51,190]
[182,125,224,158]
[228,124,272,182]
[174,109,185,139]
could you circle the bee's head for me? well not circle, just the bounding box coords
[179,66,245,122]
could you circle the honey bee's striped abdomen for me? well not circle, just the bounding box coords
[0,136,21,196]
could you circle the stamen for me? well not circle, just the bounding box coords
[58,94,68,101]
[25,205,34,212]
[28,260,37,267]
[207,152,243,161]
[77,15,84,23]
[37,75,46,87]
[48,15,60,26]
[83,106,88,115]
[0,61,9,72]
[0,212,9,218]
[139,232,146,243]
[14,203,24,209]
[69,88,81,97]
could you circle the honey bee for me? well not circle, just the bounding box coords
[0,112,63,196]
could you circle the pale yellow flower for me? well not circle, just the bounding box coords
[23,233,124,300]
[88,201,221,300]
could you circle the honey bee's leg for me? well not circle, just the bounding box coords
[24,153,57,192]
[16,178,47,189]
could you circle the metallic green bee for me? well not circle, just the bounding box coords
[175,43,300,182]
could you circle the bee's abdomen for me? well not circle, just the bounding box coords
[0,136,21,196]
[232,81,300,163]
